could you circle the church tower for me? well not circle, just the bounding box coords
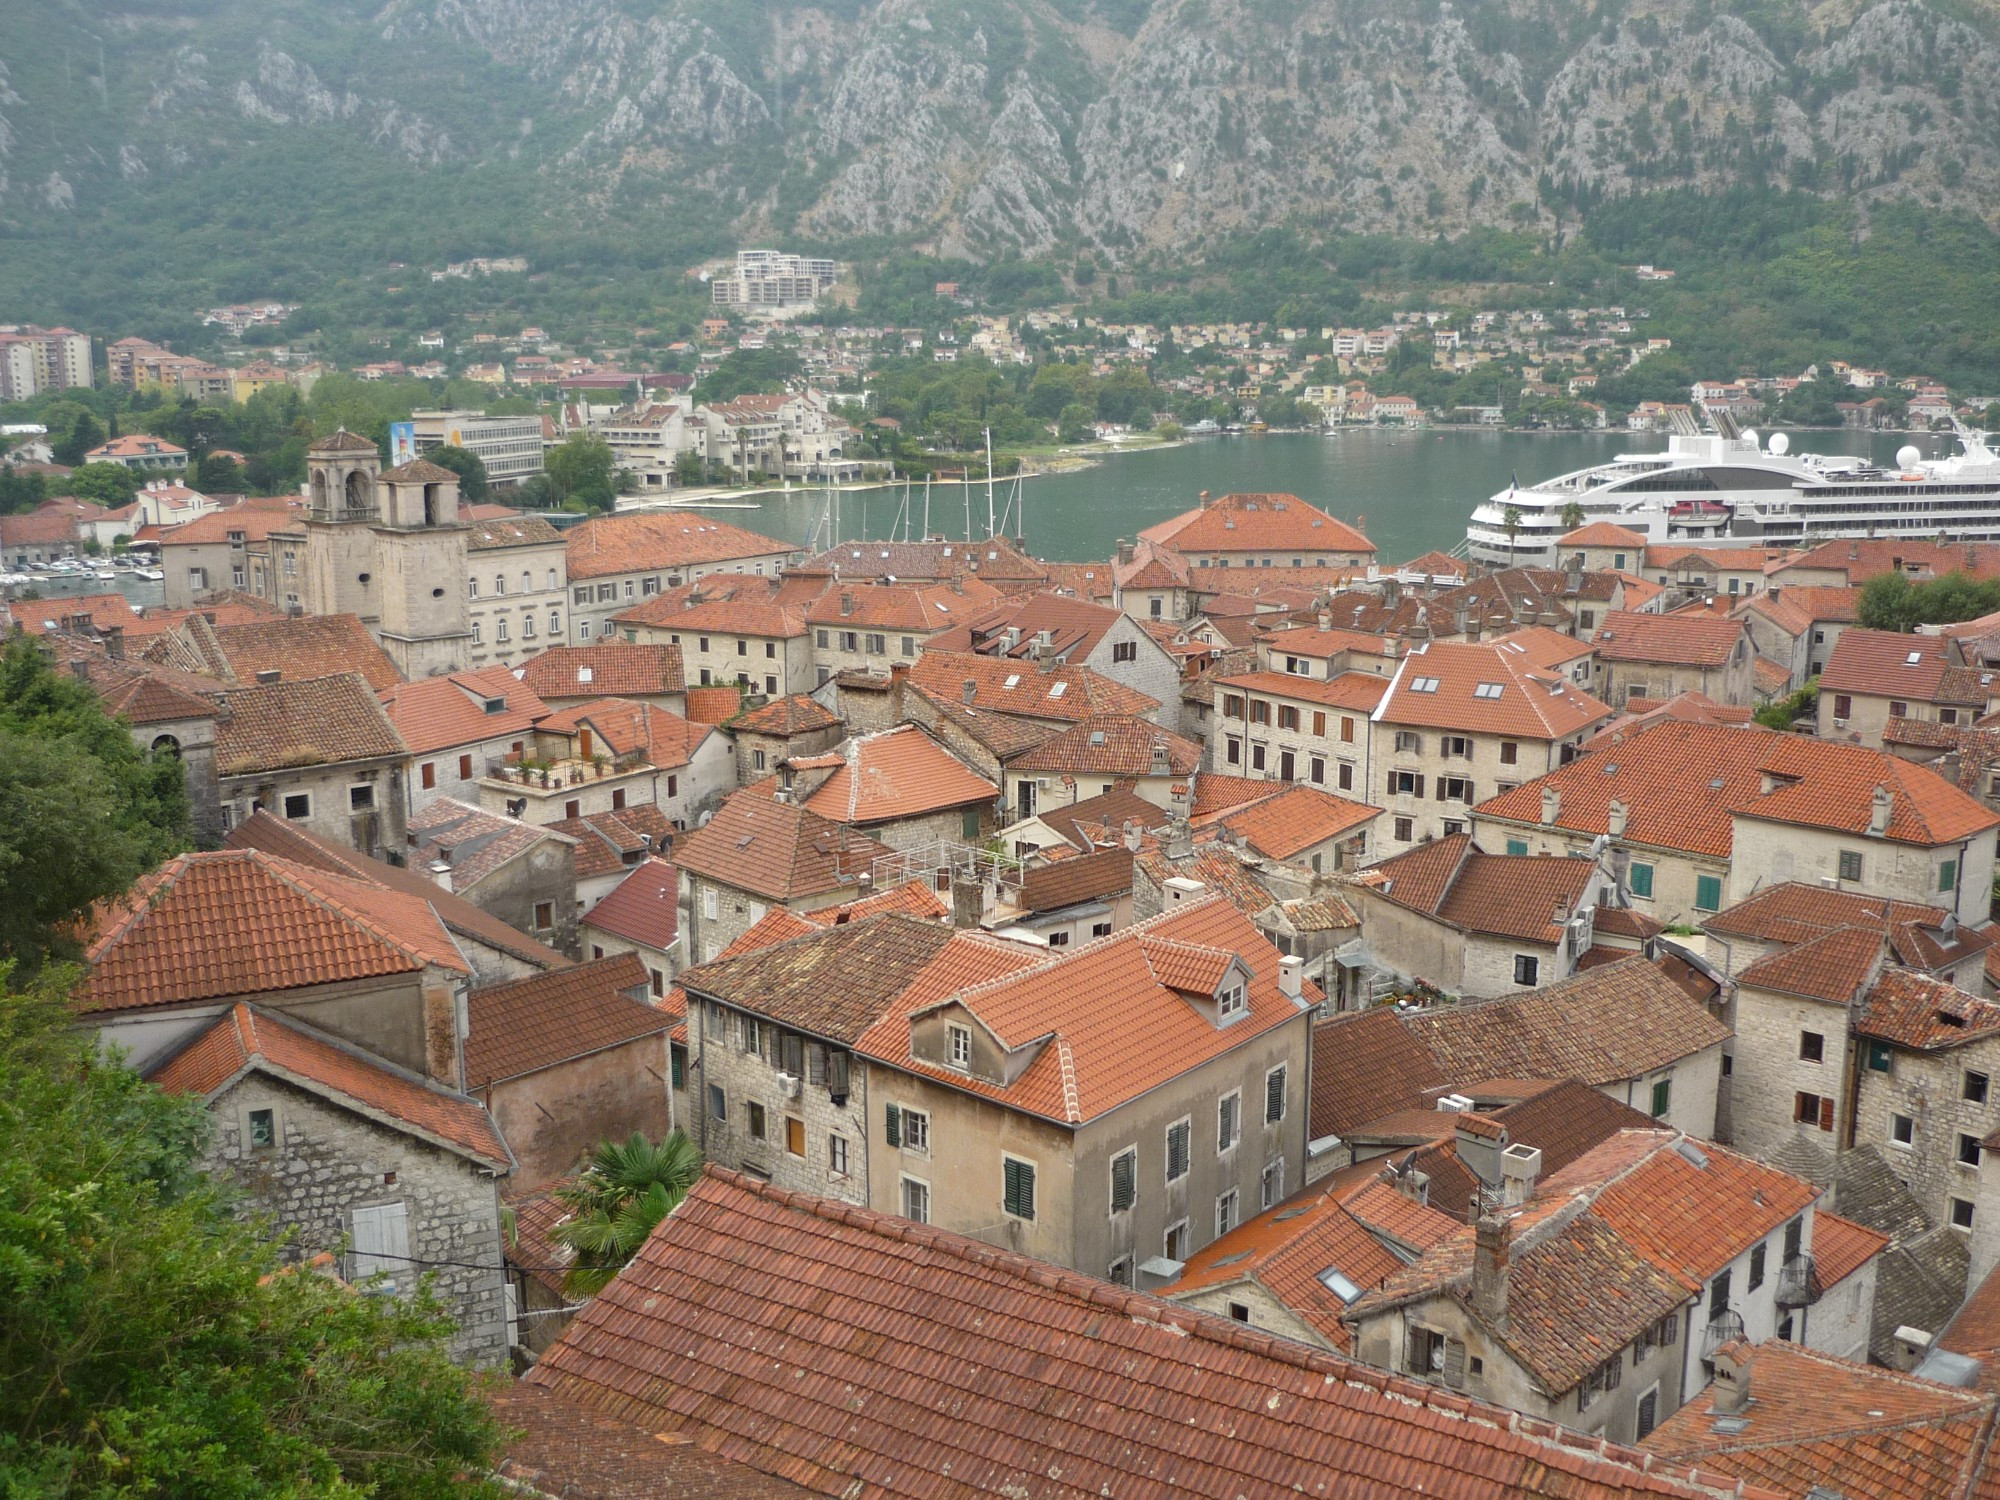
[301,430,470,678]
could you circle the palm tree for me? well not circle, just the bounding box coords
[1560,500,1585,533]
[548,1130,702,1296]
[1503,503,1522,561]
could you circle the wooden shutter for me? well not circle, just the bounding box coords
[1168,1121,1189,1180]
[1266,1066,1286,1124]
[1004,1159,1036,1220]
[884,1104,901,1148]
[351,1201,409,1282]
[1414,774,1426,797]
[806,1043,825,1084]
[1442,1339,1467,1389]
[827,1049,850,1098]
[1111,1152,1136,1213]
[1819,1096,1836,1132]
[782,1033,804,1075]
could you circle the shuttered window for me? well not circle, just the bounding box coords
[1218,1092,1240,1153]
[1265,1065,1287,1124]
[350,1201,409,1285]
[884,1103,901,1148]
[1003,1157,1037,1220]
[1110,1149,1137,1213]
[1165,1119,1191,1182]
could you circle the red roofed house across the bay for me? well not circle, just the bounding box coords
[1139,490,1376,570]
[1474,720,2000,927]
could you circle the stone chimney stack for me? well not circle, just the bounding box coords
[1607,798,1629,839]
[1470,1212,1511,1330]
[962,677,978,705]
[1540,786,1561,826]
[1709,1342,1753,1413]
[1869,784,1893,837]
[1278,955,1304,1002]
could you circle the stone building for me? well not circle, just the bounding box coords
[726,692,843,782]
[804,579,1001,688]
[610,573,818,695]
[1001,715,1201,822]
[147,1003,514,1366]
[578,858,681,994]
[212,671,410,857]
[466,516,568,669]
[785,723,999,851]
[1587,610,1758,708]
[563,511,794,645]
[380,665,549,823]
[405,799,580,957]
[514,642,686,715]
[1817,627,1995,748]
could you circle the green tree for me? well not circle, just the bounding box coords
[1503,503,1523,558]
[673,449,705,487]
[545,433,618,510]
[1057,402,1097,444]
[0,967,507,1497]
[1859,570,2000,631]
[52,411,105,467]
[59,462,141,506]
[0,635,188,971]
[1561,501,1586,532]
[547,1131,703,1296]
[196,452,245,493]
[425,444,490,501]
[0,468,45,516]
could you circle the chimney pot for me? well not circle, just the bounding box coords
[1540,786,1561,826]
[1278,955,1304,1001]
[1709,1343,1753,1413]
[1471,1213,1511,1329]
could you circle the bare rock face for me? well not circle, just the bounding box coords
[8,0,2000,248]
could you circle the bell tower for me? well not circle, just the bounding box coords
[302,429,388,626]
[372,457,471,679]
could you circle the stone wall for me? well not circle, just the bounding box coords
[205,1071,509,1367]
[482,1033,672,1192]
[1852,1036,2000,1233]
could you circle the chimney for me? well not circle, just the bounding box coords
[1163,874,1205,905]
[1499,1142,1542,1206]
[255,668,281,685]
[1199,489,1213,509]
[1709,1342,1753,1413]
[1540,786,1561,826]
[1869,783,1893,837]
[428,858,455,891]
[1117,538,1135,565]
[1150,741,1171,776]
[961,677,978,705]
[1607,797,1629,838]
[1382,575,1401,608]
[1123,819,1142,853]
[1166,818,1194,860]
[1470,1213,1511,1329]
[1278,955,1304,1001]
[1455,1115,1506,1193]
[102,624,125,660]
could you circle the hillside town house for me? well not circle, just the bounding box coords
[466,516,569,669]
[1001,715,1202,822]
[805,578,1001,684]
[1589,610,1758,708]
[214,671,411,857]
[404,799,580,956]
[1817,627,1997,747]
[611,573,818,695]
[379,665,548,821]
[784,723,1000,851]
[563,512,794,644]
[478,696,730,831]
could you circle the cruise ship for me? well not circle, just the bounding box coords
[1465,413,2000,565]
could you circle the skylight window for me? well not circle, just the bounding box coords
[1409,676,1440,693]
[1316,1266,1362,1301]
[1003,674,1021,689]
[1473,683,1504,699]
[1906,651,1923,665]
[1048,682,1068,697]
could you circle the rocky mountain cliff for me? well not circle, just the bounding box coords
[5,0,2000,262]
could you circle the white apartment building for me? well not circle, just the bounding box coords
[412,410,546,487]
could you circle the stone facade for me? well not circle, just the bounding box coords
[220,755,409,861]
[466,536,568,671]
[1370,723,1588,855]
[1852,1033,2000,1238]
[202,1070,509,1366]
[476,1033,672,1192]
[1729,815,1996,927]
[1727,981,1850,1184]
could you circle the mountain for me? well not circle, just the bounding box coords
[4,0,2000,309]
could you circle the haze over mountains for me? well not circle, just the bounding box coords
[6,0,2000,267]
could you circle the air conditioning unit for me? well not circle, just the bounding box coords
[775,1071,801,1098]
[1435,1093,1477,1114]
[1833,717,1849,729]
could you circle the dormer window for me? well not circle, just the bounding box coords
[947,1023,972,1071]
[1218,981,1246,1020]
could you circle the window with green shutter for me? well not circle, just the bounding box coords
[1941,859,1959,893]
[1265,1065,1287,1124]
[1650,1076,1672,1119]
[1166,1119,1191,1182]
[1695,874,1722,912]
[670,1044,685,1092]
[1629,862,1654,899]
[1003,1157,1037,1220]
[884,1104,901,1148]
[1505,838,1528,856]
[1868,1040,1893,1073]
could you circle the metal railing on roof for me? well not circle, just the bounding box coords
[866,839,1023,891]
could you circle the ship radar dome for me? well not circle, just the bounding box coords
[1898,444,1923,469]
[1768,432,1790,455]
[1740,428,1759,448]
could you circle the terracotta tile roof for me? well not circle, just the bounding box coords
[1215,668,1389,712]
[1821,627,1972,702]
[1477,721,2000,858]
[1557,1130,1819,1292]
[0,508,79,545]
[537,697,713,769]
[7,592,150,637]
[925,590,1135,663]
[1404,1081,1659,1221]
[715,909,821,958]
[580,859,678,951]
[1018,846,1133,913]
[528,1167,1756,1500]
[207,613,405,691]
[505,1184,576,1297]
[683,685,743,723]
[1204,785,1381,865]
[1168,1186,1420,1350]
[80,849,469,1013]
[1038,559,1117,601]
[1402,958,1729,1090]
[565,513,791,580]
[1190,771,1286,821]
[548,805,676,880]
[158,496,309,546]
[467,514,564,551]
[1707,882,1957,947]
[1593,906,1665,939]
[1378,640,1611,740]
[1361,835,1600,945]
[734,693,838,735]
[409,797,576,893]
[379,666,548,754]
[1139,491,1376,557]
[1592,609,1748,668]
[798,725,998,826]
[222,809,569,972]
[1309,1011,1447,1138]
[1009,714,1202,778]
[1641,1339,1996,1500]
[1033,784,1166,849]
[907,649,1159,723]
[87,433,188,461]
[1134,837,1292,919]
[802,578,999,632]
[1940,1261,2000,1364]
[307,427,378,453]
[612,574,812,640]
[466,954,668,1089]
[788,535,1051,586]
[491,1384,810,1499]
[877,900,1304,1127]
[149,1002,509,1168]
[673,791,890,905]
[77,657,219,725]
[1340,1176,1462,1253]
[682,914,960,1044]
[1113,537,1191,589]
[214,670,406,774]
[1736,924,1889,1003]
[516,643,686,700]
[797,877,951,927]
[1561,521,1648,547]
[1855,966,2000,1050]
[1811,1208,1891,1290]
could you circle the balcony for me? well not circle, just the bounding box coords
[1700,1309,1746,1359]
[1776,1253,1818,1308]
[308,504,379,524]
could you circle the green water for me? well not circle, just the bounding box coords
[676,428,1954,565]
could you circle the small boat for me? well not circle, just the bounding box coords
[135,568,165,581]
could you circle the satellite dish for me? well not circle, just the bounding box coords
[1898,445,1923,469]
[1740,428,1760,448]
[1768,432,1790,456]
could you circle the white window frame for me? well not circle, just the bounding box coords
[1109,1146,1139,1216]
[1164,1219,1190,1262]
[1215,1187,1239,1238]
[282,790,313,821]
[901,1174,931,1225]
[900,1106,930,1156]
[947,1022,972,1071]
[1264,1064,1288,1125]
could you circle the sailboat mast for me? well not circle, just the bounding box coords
[985,427,995,539]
